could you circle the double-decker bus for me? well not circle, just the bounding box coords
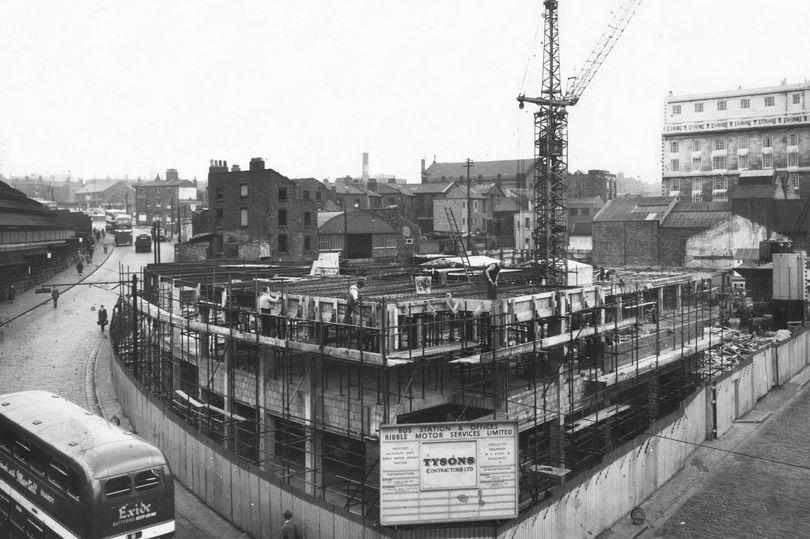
[0,391,175,538]
[105,210,132,233]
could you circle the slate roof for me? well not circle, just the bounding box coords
[423,159,537,181]
[568,196,604,208]
[76,179,133,194]
[409,182,457,195]
[593,196,677,223]
[370,182,415,196]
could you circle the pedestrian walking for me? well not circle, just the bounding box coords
[8,284,16,303]
[51,287,59,308]
[77,260,84,275]
[281,510,302,539]
[97,305,108,332]
[103,243,108,254]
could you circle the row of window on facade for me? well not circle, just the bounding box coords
[672,93,802,115]
[667,174,802,193]
[669,134,800,154]
[670,152,800,172]
[215,185,321,201]
[213,208,315,228]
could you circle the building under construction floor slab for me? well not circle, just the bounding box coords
[110,261,745,521]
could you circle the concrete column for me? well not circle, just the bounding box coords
[549,371,567,468]
[615,295,623,322]
[305,356,323,497]
[257,347,268,470]
[222,341,233,452]
[675,284,682,311]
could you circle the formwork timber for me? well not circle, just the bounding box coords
[111,260,737,524]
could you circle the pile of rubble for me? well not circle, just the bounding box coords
[699,327,794,373]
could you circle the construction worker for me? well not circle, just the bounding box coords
[344,279,364,324]
[483,260,503,299]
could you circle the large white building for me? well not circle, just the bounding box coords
[662,81,810,201]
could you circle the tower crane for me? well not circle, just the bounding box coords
[517,0,644,286]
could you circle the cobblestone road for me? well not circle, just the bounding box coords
[653,382,810,538]
[0,232,247,538]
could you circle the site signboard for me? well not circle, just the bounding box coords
[379,420,519,526]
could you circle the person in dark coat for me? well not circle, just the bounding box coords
[98,305,108,332]
[281,510,302,539]
[51,287,59,308]
[77,259,84,275]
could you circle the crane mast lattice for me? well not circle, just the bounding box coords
[518,0,643,286]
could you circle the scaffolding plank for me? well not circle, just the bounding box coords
[386,341,477,361]
[448,317,638,365]
[570,404,630,433]
[593,332,724,386]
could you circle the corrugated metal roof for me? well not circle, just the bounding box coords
[663,210,730,228]
[734,248,760,260]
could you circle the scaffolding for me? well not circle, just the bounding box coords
[110,262,752,522]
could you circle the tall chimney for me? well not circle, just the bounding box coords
[362,152,369,183]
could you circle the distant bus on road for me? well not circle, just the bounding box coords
[0,390,175,538]
[105,210,132,233]
[114,230,133,246]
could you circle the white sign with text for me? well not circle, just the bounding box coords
[379,420,518,526]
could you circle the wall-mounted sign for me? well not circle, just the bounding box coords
[379,420,518,526]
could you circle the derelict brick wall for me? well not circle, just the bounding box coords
[593,221,658,267]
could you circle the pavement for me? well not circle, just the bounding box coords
[601,365,810,539]
[0,239,249,539]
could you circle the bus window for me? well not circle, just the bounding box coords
[10,504,26,534]
[29,447,47,476]
[0,423,11,453]
[26,514,45,538]
[47,461,68,490]
[0,490,10,517]
[66,469,82,501]
[104,475,132,498]
[134,469,161,491]
[13,438,31,464]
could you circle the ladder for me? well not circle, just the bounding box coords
[444,207,473,282]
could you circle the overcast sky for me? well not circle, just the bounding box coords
[1,1,808,184]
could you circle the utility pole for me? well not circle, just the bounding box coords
[465,158,474,253]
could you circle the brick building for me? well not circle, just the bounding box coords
[431,184,488,235]
[134,172,200,231]
[75,179,135,209]
[591,196,757,268]
[421,157,537,191]
[566,170,616,201]
[662,81,810,202]
[567,196,604,233]
[201,158,319,262]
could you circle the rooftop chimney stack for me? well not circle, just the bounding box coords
[249,157,265,171]
[208,160,229,174]
[362,152,369,183]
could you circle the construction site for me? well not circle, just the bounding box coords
[108,259,777,523]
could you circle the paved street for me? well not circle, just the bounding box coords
[0,228,247,539]
[603,368,810,539]
[652,378,810,538]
